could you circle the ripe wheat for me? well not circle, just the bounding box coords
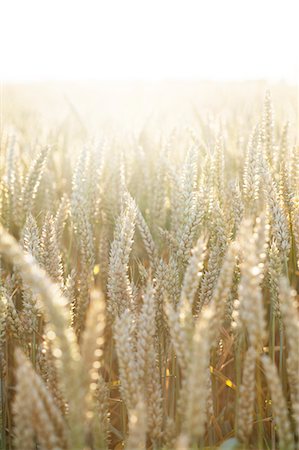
[0,85,298,450]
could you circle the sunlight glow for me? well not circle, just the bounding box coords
[1,0,298,82]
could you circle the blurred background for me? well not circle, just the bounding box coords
[1,0,298,83]
[1,0,298,133]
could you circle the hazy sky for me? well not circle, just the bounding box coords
[1,0,298,82]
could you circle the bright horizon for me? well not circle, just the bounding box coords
[0,0,298,83]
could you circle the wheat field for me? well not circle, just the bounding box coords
[0,82,298,450]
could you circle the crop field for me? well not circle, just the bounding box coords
[0,82,298,449]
